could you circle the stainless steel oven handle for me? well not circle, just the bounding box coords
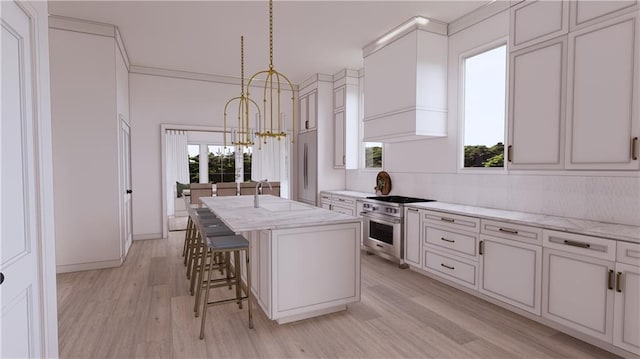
[363,214,401,224]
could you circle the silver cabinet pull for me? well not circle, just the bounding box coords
[498,227,518,235]
[440,217,455,223]
[616,272,623,293]
[441,263,455,270]
[407,208,419,212]
[564,239,590,249]
[632,137,638,161]
[608,270,615,290]
[440,237,455,243]
[479,240,484,255]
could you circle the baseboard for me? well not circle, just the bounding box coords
[133,233,163,240]
[56,258,122,274]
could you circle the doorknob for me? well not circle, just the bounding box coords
[0,272,4,285]
[126,189,132,194]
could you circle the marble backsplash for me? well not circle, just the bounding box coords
[346,170,640,227]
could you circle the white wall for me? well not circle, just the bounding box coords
[346,9,640,227]
[129,73,294,238]
[50,29,122,269]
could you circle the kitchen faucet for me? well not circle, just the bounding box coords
[254,180,273,208]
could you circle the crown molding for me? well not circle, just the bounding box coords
[362,17,447,58]
[447,1,512,35]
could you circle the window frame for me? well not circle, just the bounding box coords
[458,37,509,172]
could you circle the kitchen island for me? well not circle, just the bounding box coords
[200,195,362,324]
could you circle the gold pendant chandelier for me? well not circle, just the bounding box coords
[224,36,259,148]
[246,0,295,145]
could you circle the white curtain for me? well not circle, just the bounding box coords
[251,133,291,198]
[166,130,189,216]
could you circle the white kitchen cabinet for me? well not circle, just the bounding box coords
[510,0,569,51]
[542,229,618,342]
[318,191,357,216]
[479,233,542,315]
[508,36,567,169]
[332,70,359,169]
[298,91,317,131]
[614,241,640,355]
[333,111,345,168]
[570,0,639,31]
[422,210,480,290]
[565,12,639,170]
[404,207,422,267]
[542,247,615,342]
[320,193,331,210]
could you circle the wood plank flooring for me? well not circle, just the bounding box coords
[57,231,620,358]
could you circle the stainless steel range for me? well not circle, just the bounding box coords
[360,196,435,268]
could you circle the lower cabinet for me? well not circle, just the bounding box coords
[318,192,357,215]
[613,262,640,354]
[401,207,637,357]
[542,247,615,342]
[479,234,542,315]
[404,207,422,267]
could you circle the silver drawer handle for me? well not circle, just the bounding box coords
[441,263,455,270]
[440,237,455,243]
[498,227,518,235]
[440,217,455,223]
[563,239,590,249]
[407,208,419,212]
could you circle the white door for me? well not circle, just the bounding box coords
[119,118,133,258]
[1,1,45,356]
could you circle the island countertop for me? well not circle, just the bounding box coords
[200,195,361,232]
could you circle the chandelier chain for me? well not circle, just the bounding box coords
[269,0,273,69]
[240,36,245,95]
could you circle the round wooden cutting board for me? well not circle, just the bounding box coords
[375,171,392,195]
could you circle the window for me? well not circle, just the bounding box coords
[462,44,507,168]
[187,143,252,183]
[364,142,382,168]
[188,145,200,183]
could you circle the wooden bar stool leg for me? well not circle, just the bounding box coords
[199,254,215,340]
[225,252,232,289]
[245,247,253,329]
[194,247,210,317]
[234,251,242,309]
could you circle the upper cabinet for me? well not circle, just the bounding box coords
[299,90,317,131]
[510,0,569,51]
[362,24,448,143]
[332,69,359,169]
[566,12,639,170]
[570,0,638,30]
[508,2,639,170]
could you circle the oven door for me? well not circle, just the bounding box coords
[362,213,402,260]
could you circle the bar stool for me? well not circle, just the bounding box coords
[189,221,235,296]
[184,207,225,272]
[194,216,253,339]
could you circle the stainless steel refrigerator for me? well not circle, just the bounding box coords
[297,130,317,205]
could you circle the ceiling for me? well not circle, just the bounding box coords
[48,1,493,84]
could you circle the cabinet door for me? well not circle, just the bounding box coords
[510,0,569,51]
[334,111,345,168]
[571,0,638,30]
[542,248,615,342]
[614,262,640,355]
[479,235,542,315]
[308,91,317,130]
[508,37,567,169]
[404,208,422,267]
[299,95,308,131]
[566,13,639,169]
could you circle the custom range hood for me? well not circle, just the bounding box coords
[362,17,448,143]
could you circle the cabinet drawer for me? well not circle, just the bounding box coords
[425,227,478,258]
[332,195,355,206]
[424,211,480,233]
[424,251,478,289]
[481,219,542,245]
[543,229,616,261]
[617,241,640,266]
[332,205,355,216]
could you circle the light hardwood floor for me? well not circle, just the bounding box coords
[57,231,619,358]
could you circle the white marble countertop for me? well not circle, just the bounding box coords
[406,201,640,244]
[320,190,373,200]
[201,195,361,232]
